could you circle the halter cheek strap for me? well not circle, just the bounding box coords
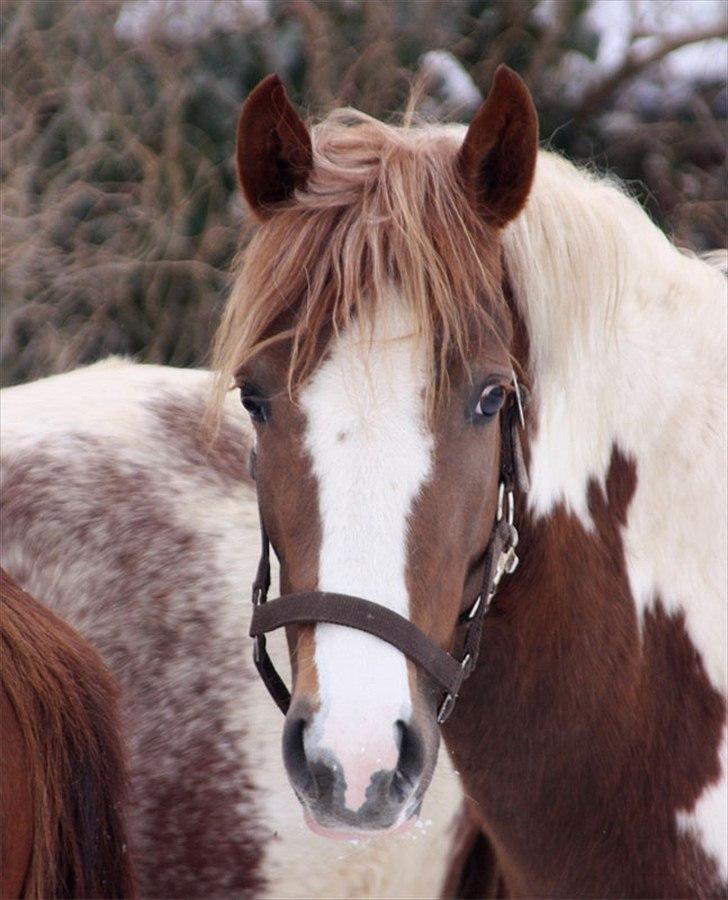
[248,384,529,725]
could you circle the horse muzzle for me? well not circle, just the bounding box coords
[282,699,430,835]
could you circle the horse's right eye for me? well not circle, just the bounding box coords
[240,388,268,424]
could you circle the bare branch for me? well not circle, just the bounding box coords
[574,23,727,120]
[526,0,577,84]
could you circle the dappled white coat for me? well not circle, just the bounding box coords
[0,360,462,899]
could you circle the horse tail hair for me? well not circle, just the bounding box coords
[0,568,137,898]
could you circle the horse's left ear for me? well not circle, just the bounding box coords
[458,65,539,227]
[236,74,313,220]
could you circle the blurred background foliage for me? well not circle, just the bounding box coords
[1,0,726,385]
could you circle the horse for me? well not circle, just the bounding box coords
[204,67,726,895]
[0,567,136,899]
[0,360,463,898]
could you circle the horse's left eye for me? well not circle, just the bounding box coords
[475,384,506,419]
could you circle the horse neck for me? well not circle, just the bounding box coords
[444,441,638,883]
[441,159,727,896]
[444,444,724,896]
[503,151,726,697]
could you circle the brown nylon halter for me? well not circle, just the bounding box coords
[249,384,529,724]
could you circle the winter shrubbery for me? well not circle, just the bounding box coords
[1,0,725,385]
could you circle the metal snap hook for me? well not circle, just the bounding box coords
[467,594,482,620]
[460,652,473,679]
[506,488,515,526]
[496,482,515,526]
[253,634,264,664]
[437,692,456,724]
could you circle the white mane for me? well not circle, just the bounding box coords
[503,150,726,679]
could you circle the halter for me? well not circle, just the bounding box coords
[249,382,529,724]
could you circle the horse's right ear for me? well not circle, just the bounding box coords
[236,74,313,220]
[458,65,538,228]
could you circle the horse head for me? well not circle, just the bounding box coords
[215,67,538,836]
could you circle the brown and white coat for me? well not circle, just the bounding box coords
[0,360,463,899]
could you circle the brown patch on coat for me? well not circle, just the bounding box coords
[1,442,268,898]
[442,447,727,897]
[402,325,515,732]
[0,568,136,899]
[149,392,254,488]
[232,343,326,705]
[261,411,324,706]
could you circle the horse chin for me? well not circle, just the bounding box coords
[303,808,418,841]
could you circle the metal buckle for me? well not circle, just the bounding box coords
[504,544,520,575]
[492,547,519,595]
[490,525,520,597]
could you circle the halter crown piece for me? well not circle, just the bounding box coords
[249,381,529,724]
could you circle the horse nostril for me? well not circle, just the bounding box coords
[392,719,425,801]
[282,714,314,797]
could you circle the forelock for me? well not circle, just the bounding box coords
[212,108,509,416]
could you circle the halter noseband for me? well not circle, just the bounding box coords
[248,383,529,725]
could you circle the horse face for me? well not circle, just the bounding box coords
[239,308,513,836]
[228,68,537,835]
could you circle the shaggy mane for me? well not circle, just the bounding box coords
[212,108,505,411]
[213,105,725,420]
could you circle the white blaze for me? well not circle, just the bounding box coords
[299,299,432,811]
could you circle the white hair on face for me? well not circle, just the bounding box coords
[299,294,433,810]
[503,151,727,875]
